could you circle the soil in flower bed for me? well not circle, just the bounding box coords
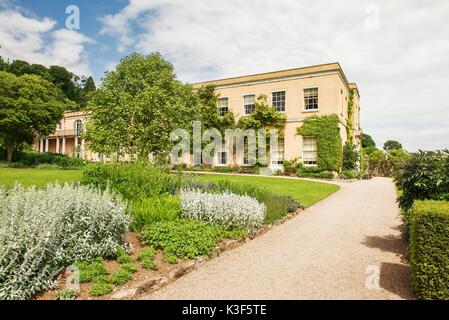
[34,232,195,300]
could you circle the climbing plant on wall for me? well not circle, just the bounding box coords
[297,114,342,171]
[346,88,355,144]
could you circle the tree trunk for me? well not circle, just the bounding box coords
[6,144,13,163]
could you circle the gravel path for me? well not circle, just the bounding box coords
[144,177,413,300]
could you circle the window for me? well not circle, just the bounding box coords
[303,137,317,165]
[74,120,84,136]
[271,138,285,165]
[218,98,228,116]
[304,88,318,110]
[193,154,202,166]
[218,151,227,165]
[272,91,285,112]
[244,95,255,115]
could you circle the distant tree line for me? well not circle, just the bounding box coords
[0,56,97,162]
[0,56,96,110]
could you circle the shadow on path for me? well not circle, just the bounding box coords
[362,233,414,299]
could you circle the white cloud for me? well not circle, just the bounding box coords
[0,9,93,76]
[101,0,448,151]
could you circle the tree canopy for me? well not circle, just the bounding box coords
[362,133,376,148]
[0,56,96,110]
[383,139,403,150]
[85,53,196,159]
[0,71,66,162]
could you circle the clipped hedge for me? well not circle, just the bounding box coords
[409,200,449,299]
[0,150,86,168]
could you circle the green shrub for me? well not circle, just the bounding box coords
[0,184,129,300]
[76,259,109,283]
[81,163,196,201]
[141,219,226,261]
[137,247,157,270]
[318,171,334,179]
[340,170,358,179]
[115,247,132,264]
[110,267,134,285]
[89,282,113,297]
[395,150,449,213]
[130,195,181,230]
[212,166,238,173]
[55,289,77,300]
[121,262,138,273]
[283,159,301,175]
[409,201,449,299]
[0,150,86,168]
[342,142,358,170]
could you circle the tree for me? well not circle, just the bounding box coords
[0,71,65,162]
[85,53,196,159]
[342,142,358,170]
[383,140,402,150]
[195,85,235,132]
[237,94,286,131]
[7,59,31,75]
[362,133,376,148]
[83,76,96,93]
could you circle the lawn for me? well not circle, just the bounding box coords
[196,173,340,207]
[0,168,339,207]
[0,167,82,188]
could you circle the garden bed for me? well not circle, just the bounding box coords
[36,207,303,300]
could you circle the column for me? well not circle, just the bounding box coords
[39,139,43,153]
[74,136,78,157]
[56,137,60,154]
[45,139,49,152]
[62,137,66,155]
[81,139,85,159]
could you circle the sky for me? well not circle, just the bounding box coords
[0,0,448,151]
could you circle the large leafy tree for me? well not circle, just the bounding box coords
[383,139,403,150]
[0,56,95,110]
[85,53,196,159]
[361,133,376,148]
[0,71,66,162]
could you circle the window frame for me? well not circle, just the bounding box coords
[272,90,286,113]
[303,87,319,112]
[302,136,318,166]
[243,94,256,115]
[217,151,228,166]
[217,97,229,116]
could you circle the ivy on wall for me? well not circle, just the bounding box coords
[346,88,355,144]
[297,114,342,171]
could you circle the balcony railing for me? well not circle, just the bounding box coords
[48,129,76,137]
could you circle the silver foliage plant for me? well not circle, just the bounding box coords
[0,184,130,300]
[180,188,265,230]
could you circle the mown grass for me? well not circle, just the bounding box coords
[0,167,82,188]
[196,173,340,207]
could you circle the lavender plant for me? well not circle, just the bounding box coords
[180,189,265,230]
[0,184,130,300]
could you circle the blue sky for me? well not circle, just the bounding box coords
[1,0,449,151]
[9,0,130,83]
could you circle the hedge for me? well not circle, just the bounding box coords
[409,200,449,299]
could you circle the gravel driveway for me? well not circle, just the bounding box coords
[144,177,413,300]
